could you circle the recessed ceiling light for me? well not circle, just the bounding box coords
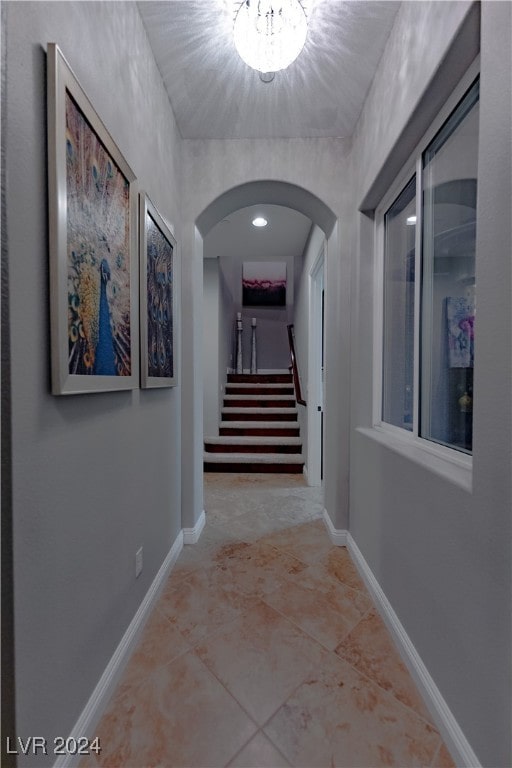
[252,216,268,227]
[406,216,417,226]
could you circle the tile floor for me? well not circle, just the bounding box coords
[82,473,455,768]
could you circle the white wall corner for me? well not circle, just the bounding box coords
[346,532,482,768]
[322,508,348,546]
[304,465,321,488]
[183,509,206,544]
[53,530,184,768]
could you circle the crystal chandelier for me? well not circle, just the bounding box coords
[233,0,308,73]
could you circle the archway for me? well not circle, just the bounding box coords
[182,179,342,535]
[196,180,337,239]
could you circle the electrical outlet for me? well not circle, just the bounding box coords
[135,547,143,578]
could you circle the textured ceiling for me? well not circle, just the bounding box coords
[138,0,401,139]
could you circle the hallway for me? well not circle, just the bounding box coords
[82,475,454,768]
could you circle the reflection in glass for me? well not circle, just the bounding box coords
[421,79,479,453]
[382,176,416,430]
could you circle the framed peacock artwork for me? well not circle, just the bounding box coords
[139,194,178,388]
[47,43,139,394]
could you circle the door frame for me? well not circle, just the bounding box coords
[307,244,325,486]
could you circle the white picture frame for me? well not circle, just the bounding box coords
[139,193,178,388]
[47,43,139,395]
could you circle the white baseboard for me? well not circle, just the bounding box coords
[346,532,481,768]
[322,508,348,546]
[53,531,184,768]
[183,509,206,544]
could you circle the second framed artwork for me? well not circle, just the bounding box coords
[139,194,178,388]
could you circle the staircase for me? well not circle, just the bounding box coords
[204,373,304,473]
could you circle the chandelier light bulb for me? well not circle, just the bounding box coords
[233,0,308,73]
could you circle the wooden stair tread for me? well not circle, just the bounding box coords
[219,427,300,437]
[222,407,297,414]
[224,394,296,401]
[228,373,292,383]
[205,435,302,454]
[204,462,304,474]
[205,435,302,445]
[219,419,298,428]
[226,383,294,394]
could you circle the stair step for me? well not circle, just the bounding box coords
[204,451,304,474]
[228,373,292,384]
[223,396,296,408]
[220,424,300,437]
[226,384,294,395]
[221,408,298,422]
[209,372,302,473]
[205,436,302,454]
[204,461,304,474]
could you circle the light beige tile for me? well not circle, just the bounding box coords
[316,546,368,593]
[228,731,292,767]
[210,538,253,565]
[204,472,308,491]
[264,653,440,768]
[264,566,371,650]
[261,519,333,564]
[87,474,442,768]
[195,601,329,725]
[89,651,257,768]
[219,514,282,543]
[218,540,309,598]
[171,530,250,584]
[119,606,190,688]
[157,565,253,644]
[335,609,433,723]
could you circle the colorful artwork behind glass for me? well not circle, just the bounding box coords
[146,212,174,378]
[66,92,131,376]
[242,261,286,306]
[446,296,475,368]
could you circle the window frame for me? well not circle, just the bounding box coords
[373,56,480,470]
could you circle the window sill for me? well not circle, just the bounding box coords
[356,426,472,492]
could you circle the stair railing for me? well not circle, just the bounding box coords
[287,324,306,406]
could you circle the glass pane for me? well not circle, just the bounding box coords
[421,79,479,453]
[382,176,416,430]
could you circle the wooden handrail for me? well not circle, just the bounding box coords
[287,324,306,406]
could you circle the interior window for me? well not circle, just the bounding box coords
[420,79,479,453]
[382,176,416,431]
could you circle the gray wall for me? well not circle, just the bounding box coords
[4,2,183,761]
[348,2,511,765]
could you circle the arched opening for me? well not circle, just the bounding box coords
[183,179,341,534]
[196,180,337,240]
